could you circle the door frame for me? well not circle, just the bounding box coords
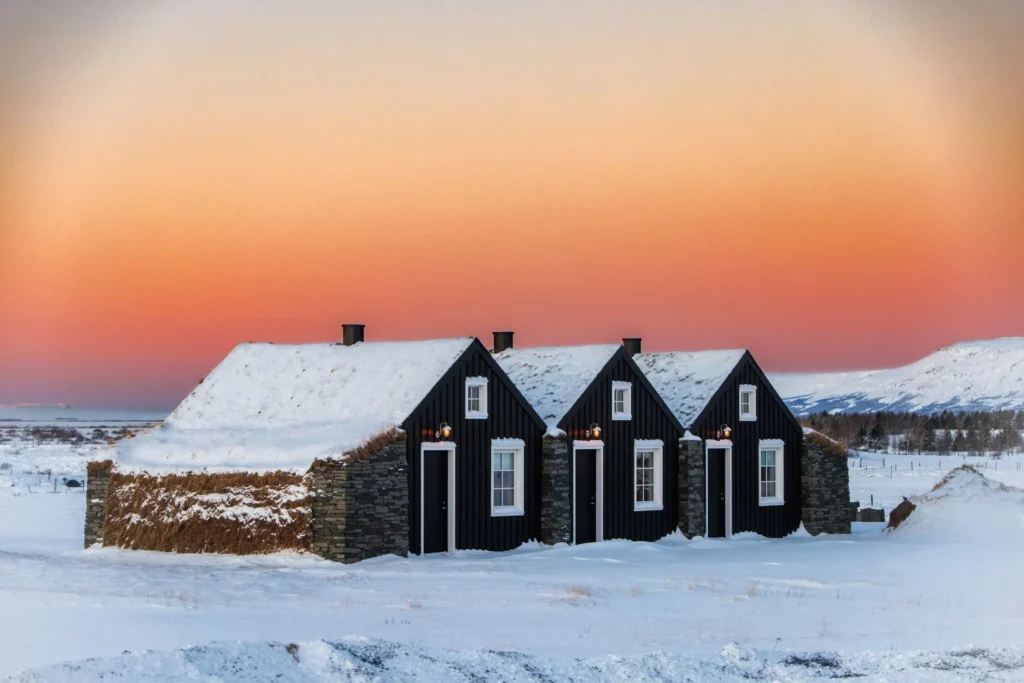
[704,439,733,539]
[571,440,604,545]
[420,442,457,555]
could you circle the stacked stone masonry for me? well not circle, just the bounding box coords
[539,436,572,545]
[678,437,705,538]
[84,462,112,548]
[800,437,852,535]
[310,440,409,564]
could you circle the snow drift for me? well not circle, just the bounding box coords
[6,637,1024,683]
[887,465,1024,540]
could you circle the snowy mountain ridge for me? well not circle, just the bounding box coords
[771,337,1024,415]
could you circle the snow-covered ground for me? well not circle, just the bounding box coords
[848,450,1024,511]
[3,439,1024,681]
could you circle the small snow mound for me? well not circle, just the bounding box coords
[721,642,755,662]
[918,465,1015,503]
[887,466,1024,541]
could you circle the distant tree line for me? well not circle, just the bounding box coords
[802,410,1024,456]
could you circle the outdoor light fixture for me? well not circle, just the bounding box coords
[437,422,452,440]
[716,424,732,440]
[589,423,602,439]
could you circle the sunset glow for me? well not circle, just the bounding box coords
[1,2,1022,409]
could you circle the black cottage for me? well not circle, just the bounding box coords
[400,335,547,556]
[495,335,685,545]
[635,347,803,539]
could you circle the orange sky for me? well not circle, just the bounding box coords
[1,2,1022,409]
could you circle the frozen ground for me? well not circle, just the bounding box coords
[2,440,1024,681]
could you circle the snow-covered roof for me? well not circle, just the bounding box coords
[116,338,475,474]
[494,345,621,432]
[633,350,746,427]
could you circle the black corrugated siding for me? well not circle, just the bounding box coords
[403,342,544,554]
[691,355,802,538]
[559,352,684,542]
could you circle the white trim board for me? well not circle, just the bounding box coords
[419,442,457,556]
[704,440,733,539]
[571,442,604,545]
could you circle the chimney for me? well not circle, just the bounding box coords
[493,331,514,354]
[342,323,365,346]
[622,337,642,357]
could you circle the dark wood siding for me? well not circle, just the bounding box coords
[559,350,684,542]
[403,341,545,554]
[691,354,802,538]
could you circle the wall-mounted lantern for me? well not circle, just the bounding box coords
[589,423,602,439]
[716,424,732,440]
[437,422,452,441]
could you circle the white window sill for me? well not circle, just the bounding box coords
[759,498,784,507]
[634,502,663,512]
[739,414,757,422]
[612,413,632,421]
[466,411,488,420]
[491,507,524,517]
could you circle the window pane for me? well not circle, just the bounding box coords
[503,452,514,471]
[493,471,503,488]
[492,453,501,470]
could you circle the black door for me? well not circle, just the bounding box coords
[707,448,726,538]
[423,452,449,553]
[575,450,598,544]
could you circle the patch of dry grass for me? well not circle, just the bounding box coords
[332,428,405,464]
[102,470,311,555]
[805,431,850,460]
[887,497,917,531]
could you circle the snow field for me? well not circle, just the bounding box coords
[3,440,1024,680]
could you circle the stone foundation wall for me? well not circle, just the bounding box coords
[310,440,409,563]
[800,437,852,535]
[540,435,572,545]
[84,461,112,548]
[678,437,705,538]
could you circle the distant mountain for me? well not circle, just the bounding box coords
[771,338,1024,415]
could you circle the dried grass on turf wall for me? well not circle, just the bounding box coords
[102,470,311,555]
[805,430,850,460]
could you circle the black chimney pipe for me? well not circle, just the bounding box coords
[622,337,642,356]
[493,331,514,354]
[342,324,365,346]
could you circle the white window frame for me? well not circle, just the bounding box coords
[739,384,757,422]
[758,439,785,507]
[490,439,525,516]
[465,377,488,419]
[633,439,664,511]
[612,381,632,421]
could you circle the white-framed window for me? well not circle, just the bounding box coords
[633,439,663,511]
[739,384,757,422]
[465,377,488,419]
[758,439,785,506]
[490,439,525,516]
[612,381,632,421]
